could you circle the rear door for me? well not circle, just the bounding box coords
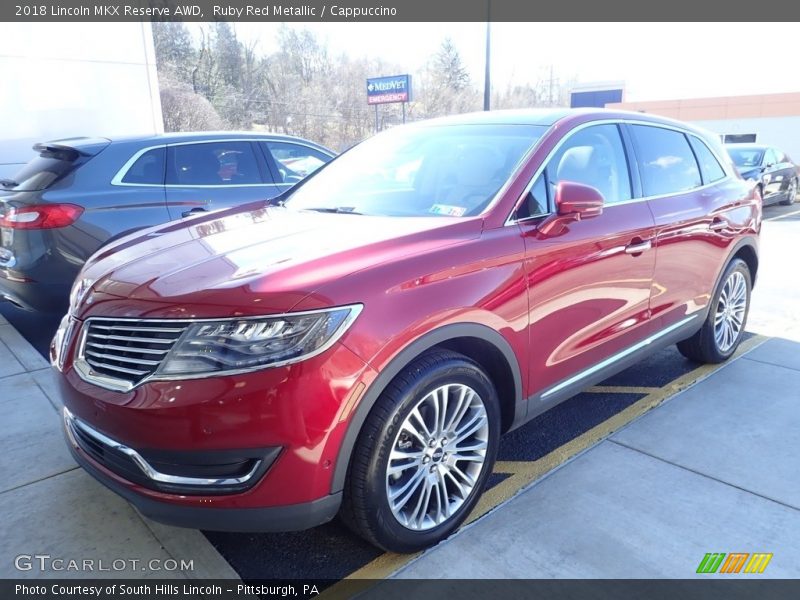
[631,124,740,332]
[517,122,658,405]
[164,140,280,220]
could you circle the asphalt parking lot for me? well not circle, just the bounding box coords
[1,201,796,585]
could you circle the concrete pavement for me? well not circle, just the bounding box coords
[0,311,238,580]
[392,337,800,578]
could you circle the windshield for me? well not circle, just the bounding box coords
[284,124,547,217]
[727,148,764,168]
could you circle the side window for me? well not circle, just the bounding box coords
[766,148,780,165]
[545,124,631,205]
[121,147,165,185]
[263,142,332,183]
[516,172,549,220]
[688,136,726,184]
[630,125,701,196]
[167,142,262,186]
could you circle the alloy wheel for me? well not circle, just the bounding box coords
[385,383,489,531]
[714,270,747,353]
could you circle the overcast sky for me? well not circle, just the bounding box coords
[206,22,799,102]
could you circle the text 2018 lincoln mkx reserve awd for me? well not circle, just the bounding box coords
[51,109,760,552]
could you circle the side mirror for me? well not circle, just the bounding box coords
[555,181,604,219]
[537,181,604,237]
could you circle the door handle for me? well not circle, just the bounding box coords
[624,240,652,255]
[709,219,727,232]
[182,207,208,218]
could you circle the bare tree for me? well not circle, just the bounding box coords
[159,73,226,132]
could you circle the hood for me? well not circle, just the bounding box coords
[77,204,481,319]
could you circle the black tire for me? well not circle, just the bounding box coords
[677,258,751,363]
[780,178,797,206]
[340,349,500,553]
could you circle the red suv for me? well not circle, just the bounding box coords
[52,109,760,553]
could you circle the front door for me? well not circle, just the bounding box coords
[516,123,657,411]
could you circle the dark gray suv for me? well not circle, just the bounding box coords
[0,132,334,313]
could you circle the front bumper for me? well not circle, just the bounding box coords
[55,328,375,531]
[64,421,341,531]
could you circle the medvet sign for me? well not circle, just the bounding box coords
[367,75,411,105]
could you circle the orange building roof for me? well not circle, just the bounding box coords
[608,92,800,121]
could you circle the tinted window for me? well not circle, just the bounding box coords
[285,124,547,217]
[167,142,262,186]
[688,137,726,184]
[545,124,631,204]
[121,147,165,185]
[516,172,549,220]
[631,125,701,196]
[263,141,332,183]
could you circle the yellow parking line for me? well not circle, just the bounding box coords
[587,385,660,394]
[322,334,767,594]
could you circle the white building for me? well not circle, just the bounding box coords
[0,23,163,177]
[609,93,800,160]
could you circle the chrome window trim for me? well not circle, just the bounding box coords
[540,314,699,400]
[63,407,262,487]
[505,118,736,227]
[110,138,334,188]
[73,304,363,393]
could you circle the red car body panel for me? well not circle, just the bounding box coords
[54,109,761,531]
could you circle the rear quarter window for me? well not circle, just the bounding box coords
[631,125,701,197]
[120,147,165,185]
[688,136,726,184]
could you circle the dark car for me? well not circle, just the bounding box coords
[53,109,760,553]
[726,143,797,206]
[0,132,334,313]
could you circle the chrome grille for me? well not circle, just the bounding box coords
[79,319,188,386]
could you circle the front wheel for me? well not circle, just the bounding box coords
[780,178,797,205]
[677,258,751,363]
[340,350,500,553]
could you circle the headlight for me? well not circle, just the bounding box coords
[157,305,362,376]
[69,277,93,314]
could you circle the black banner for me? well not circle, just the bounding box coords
[4,579,800,600]
[3,0,800,22]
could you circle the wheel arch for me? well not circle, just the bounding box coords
[331,322,523,494]
[728,237,759,287]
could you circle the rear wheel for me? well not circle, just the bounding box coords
[340,350,500,553]
[780,178,797,205]
[677,258,751,363]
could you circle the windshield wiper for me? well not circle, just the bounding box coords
[0,178,18,188]
[302,206,364,215]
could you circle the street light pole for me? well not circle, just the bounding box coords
[483,18,491,111]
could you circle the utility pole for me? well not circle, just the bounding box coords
[483,3,491,111]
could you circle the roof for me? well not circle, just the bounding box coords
[414,108,582,127]
[46,131,334,153]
